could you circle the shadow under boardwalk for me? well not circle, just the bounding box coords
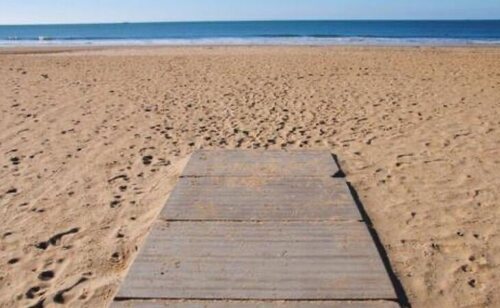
[113,150,401,307]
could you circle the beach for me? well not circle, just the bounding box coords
[0,46,499,307]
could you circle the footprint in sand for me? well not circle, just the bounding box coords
[38,270,55,281]
[53,276,89,304]
[35,228,80,250]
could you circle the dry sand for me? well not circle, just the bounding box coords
[0,46,499,307]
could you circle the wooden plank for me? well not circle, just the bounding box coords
[162,177,360,221]
[181,150,339,177]
[113,299,400,308]
[116,221,396,300]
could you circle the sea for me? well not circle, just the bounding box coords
[1,20,500,46]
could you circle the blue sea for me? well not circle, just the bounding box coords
[1,20,500,46]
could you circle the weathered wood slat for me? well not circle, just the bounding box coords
[116,221,395,300]
[181,150,339,177]
[162,177,360,221]
[113,299,400,308]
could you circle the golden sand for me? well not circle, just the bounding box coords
[0,46,499,307]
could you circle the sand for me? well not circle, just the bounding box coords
[0,46,499,307]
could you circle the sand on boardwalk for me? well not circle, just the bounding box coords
[0,46,499,307]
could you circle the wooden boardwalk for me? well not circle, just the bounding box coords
[113,150,399,307]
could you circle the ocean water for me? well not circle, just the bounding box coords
[1,20,500,46]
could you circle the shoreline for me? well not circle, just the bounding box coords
[2,40,500,49]
[1,43,500,56]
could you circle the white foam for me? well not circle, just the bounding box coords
[1,36,500,47]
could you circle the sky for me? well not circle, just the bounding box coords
[0,0,499,25]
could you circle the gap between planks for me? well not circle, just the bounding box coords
[158,218,365,223]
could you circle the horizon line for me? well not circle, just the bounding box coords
[1,18,500,27]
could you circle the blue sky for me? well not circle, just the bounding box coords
[1,0,499,25]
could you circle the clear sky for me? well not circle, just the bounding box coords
[1,0,499,25]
